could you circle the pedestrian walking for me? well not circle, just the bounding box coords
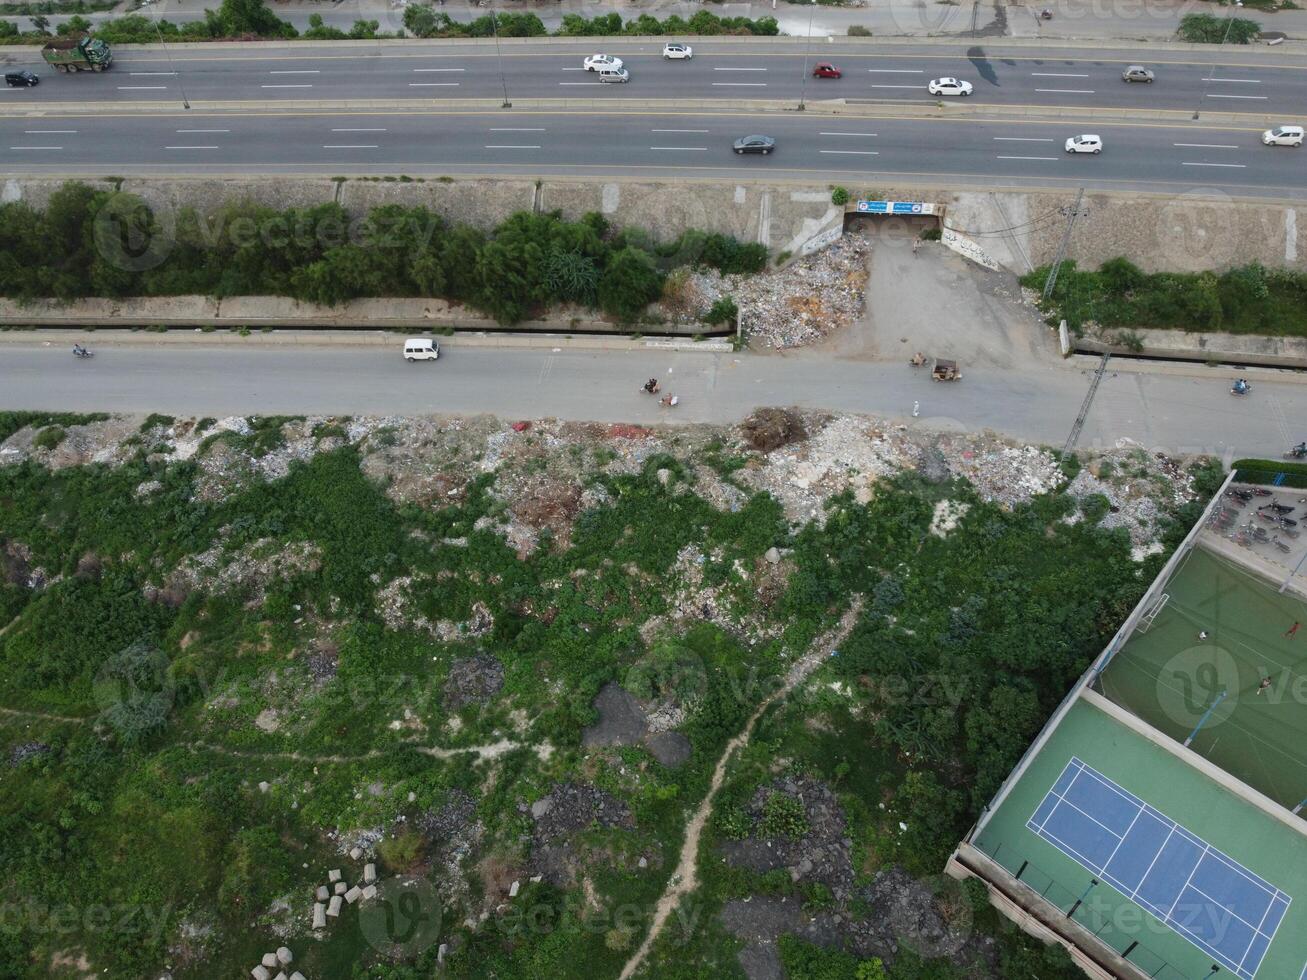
[912,238,921,257]
[1257,676,1273,696]
[1197,630,1209,641]
[1286,621,1301,638]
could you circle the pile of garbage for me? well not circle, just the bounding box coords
[684,235,870,349]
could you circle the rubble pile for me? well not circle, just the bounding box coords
[157,537,323,607]
[684,235,870,349]
[1065,447,1196,547]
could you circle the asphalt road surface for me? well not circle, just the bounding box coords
[1,344,1302,461]
[4,40,1307,114]
[0,106,1298,196]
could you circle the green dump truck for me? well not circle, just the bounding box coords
[41,36,113,73]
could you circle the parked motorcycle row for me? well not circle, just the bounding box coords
[1213,487,1303,555]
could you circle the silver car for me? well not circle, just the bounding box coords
[1122,65,1155,83]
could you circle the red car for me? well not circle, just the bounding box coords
[812,62,842,79]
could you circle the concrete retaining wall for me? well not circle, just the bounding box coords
[1078,327,1307,369]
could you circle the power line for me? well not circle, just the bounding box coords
[1043,188,1090,302]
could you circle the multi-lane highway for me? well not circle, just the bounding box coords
[0,39,1303,193]
[3,40,1307,113]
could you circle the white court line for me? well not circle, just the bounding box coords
[652,129,709,133]
[713,67,767,71]
[1202,77,1260,83]
[997,154,1057,161]
[322,144,378,149]
[820,131,878,137]
[485,144,541,149]
[262,84,313,89]
[1206,94,1267,100]
[332,128,387,132]
[712,82,766,87]
[819,149,878,155]
[117,85,167,90]
[994,137,1054,142]
[24,129,76,133]
[270,69,319,74]
[650,146,708,151]
[409,83,460,87]
[178,129,229,133]
[413,68,465,72]
[1036,88,1095,93]
[1182,162,1246,168]
[1032,72,1089,77]
[9,146,61,150]
[164,146,219,150]
[1174,142,1237,149]
[867,69,923,73]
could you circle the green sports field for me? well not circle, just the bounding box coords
[1096,544,1307,810]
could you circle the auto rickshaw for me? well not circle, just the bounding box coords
[931,359,961,381]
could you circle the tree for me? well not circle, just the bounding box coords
[597,247,662,321]
[30,14,50,34]
[208,0,297,38]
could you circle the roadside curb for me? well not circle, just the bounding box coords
[0,328,734,355]
[1069,353,1307,384]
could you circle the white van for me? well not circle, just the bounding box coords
[403,338,439,361]
[1262,125,1303,147]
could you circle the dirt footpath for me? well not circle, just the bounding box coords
[798,238,1060,372]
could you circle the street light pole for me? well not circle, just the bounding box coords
[153,20,189,109]
[491,7,511,108]
[1194,0,1242,120]
[798,0,817,111]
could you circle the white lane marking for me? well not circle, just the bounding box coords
[178,128,229,133]
[261,84,314,89]
[1182,161,1246,168]
[1032,72,1089,77]
[485,144,541,149]
[1205,93,1267,100]
[867,69,924,73]
[652,128,710,133]
[819,149,879,155]
[994,137,1055,142]
[650,146,708,151]
[270,69,319,74]
[1201,77,1260,83]
[559,82,601,86]
[713,67,767,71]
[9,145,61,150]
[1174,142,1238,149]
[164,145,219,150]
[413,68,465,72]
[1035,88,1095,93]
[820,131,878,137]
[997,155,1058,161]
[870,84,922,89]
[561,67,585,71]
[24,129,76,133]
[490,127,547,131]
[332,128,387,132]
[117,85,167,90]
[322,144,378,149]
[409,83,460,87]
[130,71,175,76]
[712,82,766,87]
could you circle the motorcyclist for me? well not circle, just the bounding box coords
[643,378,660,394]
[1293,442,1307,457]
[1232,378,1250,394]
[72,343,88,357]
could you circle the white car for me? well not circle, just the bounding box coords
[583,54,623,72]
[1263,125,1303,147]
[1065,134,1103,154]
[663,43,692,60]
[928,77,973,97]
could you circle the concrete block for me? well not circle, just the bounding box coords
[315,885,329,901]
[327,895,342,917]
[312,903,326,929]
[276,947,293,965]
[362,884,377,900]
[328,869,342,882]
[251,968,270,980]
[363,862,376,884]
[262,953,278,969]
[334,882,347,895]
[345,885,363,905]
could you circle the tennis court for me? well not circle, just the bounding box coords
[1096,544,1307,809]
[1028,758,1289,980]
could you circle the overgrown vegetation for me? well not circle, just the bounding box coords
[1024,257,1307,336]
[0,182,766,325]
[1177,11,1262,42]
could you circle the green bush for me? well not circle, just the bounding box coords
[847,23,872,35]
[831,186,850,206]
[1178,11,1261,41]
[704,296,738,327]
[32,425,66,451]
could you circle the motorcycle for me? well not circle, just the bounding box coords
[1040,7,1053,18]
[1229,488,1253,501]
[1273,537,1293,554]
[72,346,93,359]
[1285,444,1307,460]
[1250,488,1272,497]
[1259,502,1294,515]
[659,394,679,408]
[640,378,661,395]
[1230,383,1251,396]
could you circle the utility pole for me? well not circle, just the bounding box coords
[491,7,510,108]
[797,0,817,111]
[1042,188,1089,302]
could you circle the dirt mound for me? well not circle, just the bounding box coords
[581,683,647,748]
[531,782,634,843]
[740,408,808,453]
[443,654,505,709]
[645,731,692,769]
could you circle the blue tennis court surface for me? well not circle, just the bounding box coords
[1027,758,1291,980]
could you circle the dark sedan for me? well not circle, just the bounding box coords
[733,135,776,155]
